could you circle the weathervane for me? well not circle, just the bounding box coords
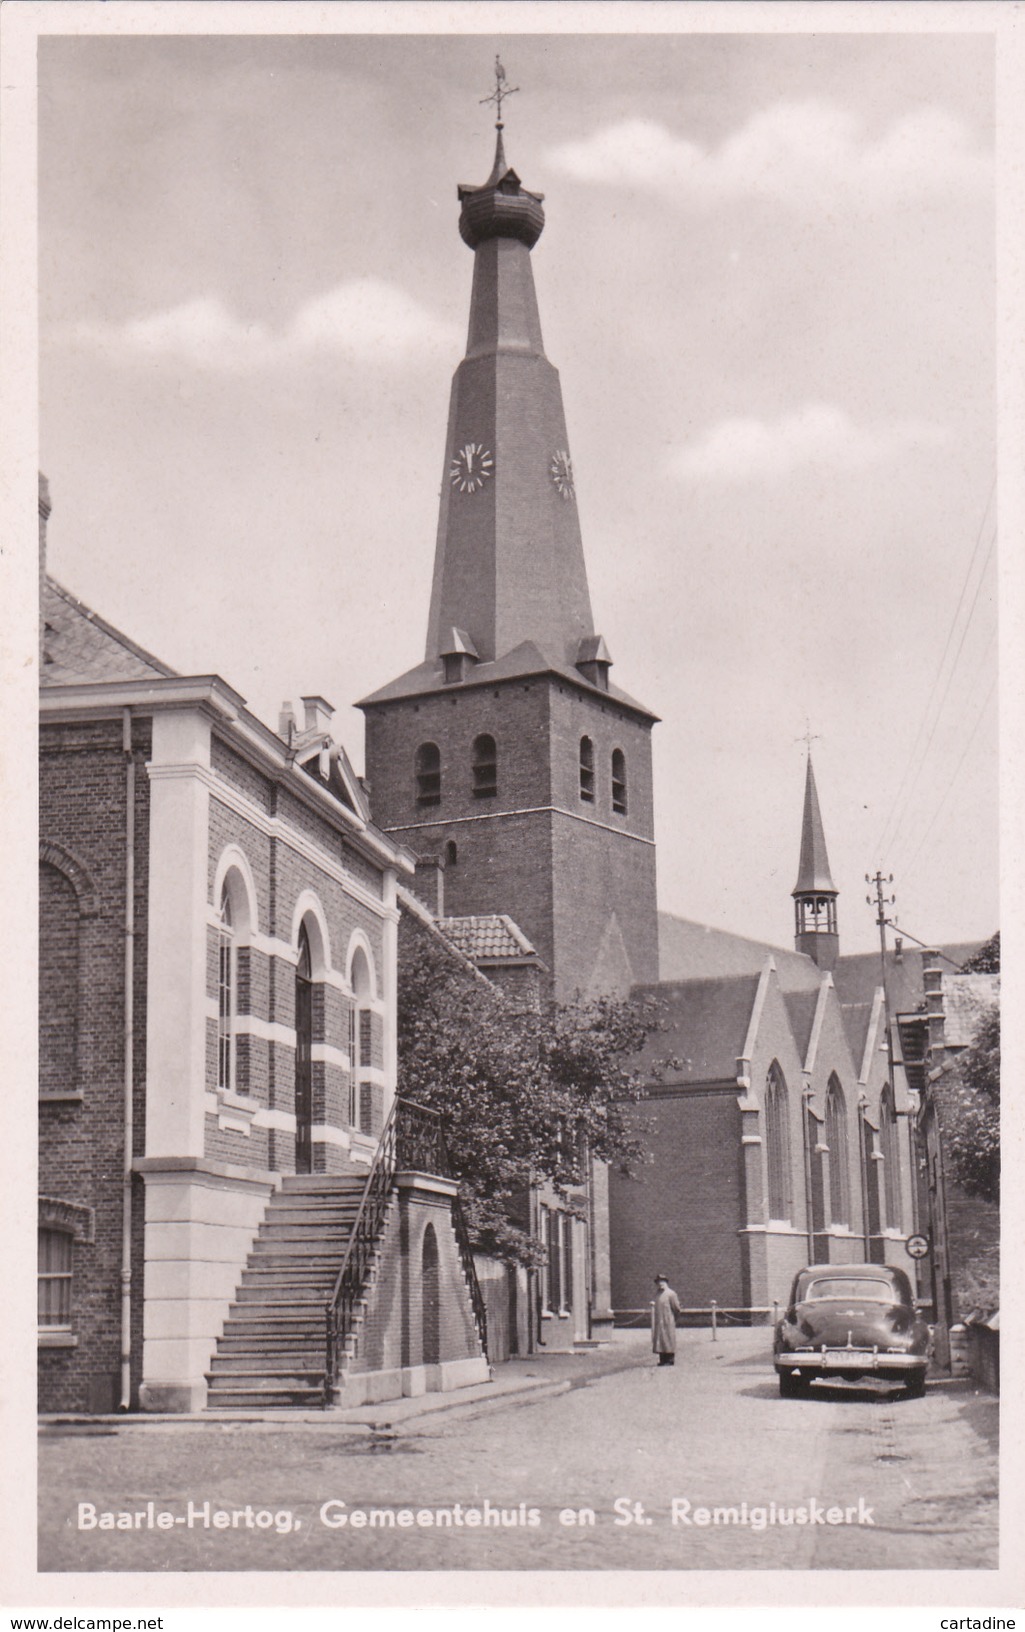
[480,55,519,129]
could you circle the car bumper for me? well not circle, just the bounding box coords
[776,1351,925,1373]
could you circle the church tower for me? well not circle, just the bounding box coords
[360,95,659,1002]
[792,754,839,972]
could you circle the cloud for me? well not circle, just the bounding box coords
[668,403,950,483]
[546,102,990,209]
[50,280,461,371]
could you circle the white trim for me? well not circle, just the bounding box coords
[859,986,886,1085]
[147,762,391,918]
[381,804,656,847]
[252,1108,296,1132]
[356,1066,389,1088]
[738,958,776,1074]
[211,845,260,936]
[740,1134,763,1146]
[311,1042,352,1072]
[310,1123,353,1150]
[804,974,833,1074]
[346,929,378,1001]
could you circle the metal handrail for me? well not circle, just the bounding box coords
[325,1096,489,1391]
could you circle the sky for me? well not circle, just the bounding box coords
[35,20,999,957]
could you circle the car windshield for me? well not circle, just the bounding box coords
[800,1278,895,1304]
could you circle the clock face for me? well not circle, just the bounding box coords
[450,442,494,494]
[550,449,575,499]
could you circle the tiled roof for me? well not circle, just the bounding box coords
[783,989,821,1061]
[438,914,537,963]
[630,974,761,1086]
[941,973,999,1047]
[42,578,175,685]
[358,639,657,721]
[658,912,820,991]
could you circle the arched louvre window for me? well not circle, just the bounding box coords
[415,742,441,807]
[880,1085,902,1230]
[579,736,595,803]
[38,1227,73,1328]
[765,1062,792,1221]
[472,733,497,799]
[826,1075,850,1226]
[217,886,234,1092]
[611,748,627,815]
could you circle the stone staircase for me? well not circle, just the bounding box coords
[205,1173,367,1410]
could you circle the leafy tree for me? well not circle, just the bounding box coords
[961,931,1000,973]
[941,1003,1000,1203]
[396,910,657,1263]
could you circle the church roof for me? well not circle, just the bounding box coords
[657,912,819,990]
[42,577,176,686]
[359,640,658,721]
[439,914,538,964]
[631,974,762,1085]
[793,754,837,896]
[783,989,822,1060]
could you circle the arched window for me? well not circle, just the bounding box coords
[294,925,314,1173]
[825,1075,850,1227]
[422,1224,440,1366]
[445,839,458,867]
[39,862,79,1097]
[217,886,235,1092]
[611,748,628,815]
[579,736,595,803]
[880,1085,902,1230]
[38,1227,73,1329]
[765,1062,792,1221]
[415,742,441,807]
[472,733,497,799]
[349,942,376,1135]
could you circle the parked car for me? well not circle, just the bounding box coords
[774,1263,930,1398]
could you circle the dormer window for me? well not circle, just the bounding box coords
[579,736,594,803]
[472,734,497,799]
[415,743,441,807]
[611,749,627,815]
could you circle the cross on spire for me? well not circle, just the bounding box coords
[480,55,519,129]
[795,719,821,754]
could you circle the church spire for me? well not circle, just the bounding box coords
[792,752,839,971]
[424,70,599,673]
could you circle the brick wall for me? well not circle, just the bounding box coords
[349,1185,482,1374]
[39,717,152,1412]
[609,1090,745,1312]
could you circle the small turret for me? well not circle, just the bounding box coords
[792,753,839,971]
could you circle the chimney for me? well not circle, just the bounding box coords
[412,855,445,918]
[278,702,297,744]
[922,949,945,1067]
[301,695,335,737]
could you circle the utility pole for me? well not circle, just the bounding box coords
[866,870,896,1018]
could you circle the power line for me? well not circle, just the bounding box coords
[899,673,997,884]
[874,478,996,861]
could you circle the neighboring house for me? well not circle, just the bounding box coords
[38,476,488,1413]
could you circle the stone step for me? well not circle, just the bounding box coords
[206,1385,327,1409]
[208,1355,326,1377]
[249,1240,348,1259]
[257,1224,354,1242]
[279,1176,367,1194]
[239,1269,339,1288]
[261,1207,360,1226]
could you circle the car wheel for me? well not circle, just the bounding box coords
[778,1371,808,1399]
[904,1371,927,1399]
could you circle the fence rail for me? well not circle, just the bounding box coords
[615,1302,782,1338]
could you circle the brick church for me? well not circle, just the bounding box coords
[38,100,965,1411]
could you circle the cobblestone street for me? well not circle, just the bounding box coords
[38,1330,998,1574]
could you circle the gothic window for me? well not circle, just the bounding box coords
[415,742,441,807]
[472,733,498,799]
[217,887,235,1092]
[611,748,628,815]
[826,1076,850,1227]
[765,1062,792,1222]
[579,736,595,802]
[880,1085,902,1230]
[445,840,458,866]
[38,1227,73,1329]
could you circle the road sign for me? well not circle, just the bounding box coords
[905,1233,929,1259]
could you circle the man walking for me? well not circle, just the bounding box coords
[652,1273,682,1367]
